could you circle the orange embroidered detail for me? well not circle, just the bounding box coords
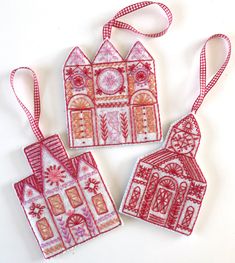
[98,218,120,231]
[92,193,108,215]
[36,217,54,241]
[43,243,64,256]
[65,186,83,208]
[72,111,93,139]
[48,194,65,216]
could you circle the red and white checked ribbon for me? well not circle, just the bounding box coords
[10,67,44,141]
[103,1,172,40]
[191,34,231,113]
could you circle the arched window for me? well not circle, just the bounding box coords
[175,182,187,205]
[182,206,194,227]
[129,186,141,209]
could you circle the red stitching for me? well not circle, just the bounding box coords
[191,34,231,113]
[10,67,44,141]
[121,34,230,235]
[103,2,173,39]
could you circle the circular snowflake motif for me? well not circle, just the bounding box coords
[84,178,100,194]
[164,163,183,176]
[134,69,148,84]
[97,68,124,95]
[171,131,195,154]
[72,74,85,88]
[44,165,66,186]
[29,202,45,219]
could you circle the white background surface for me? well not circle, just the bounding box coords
[0,0,235,262]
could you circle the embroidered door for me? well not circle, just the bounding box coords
[151,178,177,224]
[66,214,91,244]
[131,92,157,142]
[69,95,95,147]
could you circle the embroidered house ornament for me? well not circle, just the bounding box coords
[120,34,231,235]
[10,68,121,259]
[63,1,173,148]
[64,40,161,148]
[15,136,121,258]
[120,114,205,235]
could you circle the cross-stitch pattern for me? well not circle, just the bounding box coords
[63,1,173,148]
[10,67,121,259]
[120,34,231,235]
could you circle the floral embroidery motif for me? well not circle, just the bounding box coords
[84,178,100,194]
[29,202,45,219]
[44,165,66,186]
[188,182,205,199]
[121,114,207,236]
[64,40,161,148]
[15,136,121,259]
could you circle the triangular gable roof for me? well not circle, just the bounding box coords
[126,41,153,61]
[93,39,123,63]
[24,135,76,189]
[141,149,205,182]
[65,46,91,67]
[178,154,206,183]
[72,151,97,172]
[14,174,42,203]
[171,114,201,137]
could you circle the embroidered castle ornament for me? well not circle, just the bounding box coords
[120,34,231,235]
[10,68,121,259]
[63,1,173,148]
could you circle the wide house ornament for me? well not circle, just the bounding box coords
[120,34,231,235]
[63,1,173,148]
[11,68,121,259]
[64,40,161,148]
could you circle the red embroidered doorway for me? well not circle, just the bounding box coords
[150,177,177,224]
[66,214,92,244]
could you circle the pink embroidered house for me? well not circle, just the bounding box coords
[14,135,121,259]
[63,40,161,148]
[120,114,207,235]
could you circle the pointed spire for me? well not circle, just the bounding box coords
[65,47,91,66]
[165,114,201,158]
[93,39,123,63]
[172,114,201,137]
[126,41,153,61]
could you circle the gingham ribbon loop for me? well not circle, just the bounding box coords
[192,34,231,113]
[10,67,44,141]
[103,1,173,40]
